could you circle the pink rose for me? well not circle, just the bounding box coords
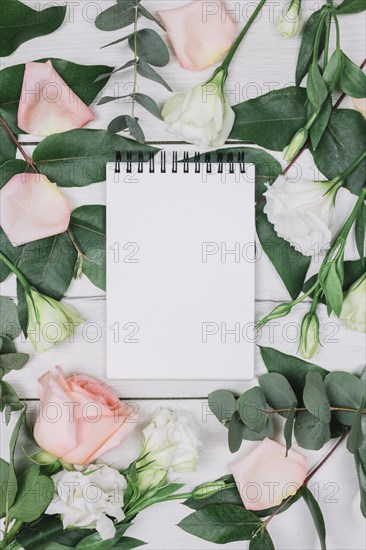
[18,60,95,136]
[0,173,70,246]
[231,438,308,511]
[34,367,138,465]
[158,0,236,71]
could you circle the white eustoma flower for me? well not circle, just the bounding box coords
[263,176,340,256]
[277,0,303,38]
[46,464,127,540]
[340,273,366,332]
[162,69,235,148]
[137,407,201,492]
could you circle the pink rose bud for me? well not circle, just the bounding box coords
[158,0,236,71]
[0,173,70,246]
[34,367,138,465]
[230,438,308,511]
[352,97,366,118]
[18,60,95,136]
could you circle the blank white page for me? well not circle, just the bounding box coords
[106,160,255,380]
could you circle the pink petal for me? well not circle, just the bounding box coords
[158,0,236,71]
[18,60,95,136]
[352,97,366,118]
[0,173,70,246]
[61,405,138,465]
[230,438,308,511]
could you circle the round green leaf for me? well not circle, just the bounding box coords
[128,29,169,67]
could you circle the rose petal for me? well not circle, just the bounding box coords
[352,97,366,118]
[18,60,95,136]
[158,0,236,71]
[230,438,308,511]
[0,173,70,246]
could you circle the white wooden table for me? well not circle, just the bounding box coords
[1,2,365,548]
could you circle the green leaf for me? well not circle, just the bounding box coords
[296,8,327,86]
[0,335,16,354]
[138,3,165,30]
[347,398,365,453]
[136,59,172,92]
[0,352,29,374]
[312,109,366,196]
[54,529,93,547]
[260,347,328,400]
[133,93,163,120]
[33,129,158,186]
[108,115,130,133]
[355,203,366,262]
[302,486,327,550]
[309,98,332,150]
[255,488,303,517]
[184,475,243,510]
[0,59,113,133]
[16,281,28,337]
[178,504,261,543]
[0,228,23,283]
[0,159,27,189]
[125,115,145,143]
[354,451,366,517]
[307,64,328,110]
[75,524,131,550]
[256,203,311,299]
[9,465,54,522]
[249,528,275,550]
[237,387,268,433]
[243,416,275,441]
[0,458,10,515]
[284,402,297,454]
[0,0,66,56]
[128,29,169,67]
[324,371,366,426]
[303,371,331,423]
[70,205,106,291]
[16,232,77,300]
[16,518,64,549]
[323,50,345,92]
[0,297,21,339]
[110,537,146,550]
[230,87,307,150]
[208,390,236,423]
[0,124,16,166]
[339,53,366,98]
[95,0,136,31]
[98,93,131,105]
[294,410,331,449]
[337,0,366,14]
[4,409,25,512]
[228,411,244,453]
[259,372,298,417]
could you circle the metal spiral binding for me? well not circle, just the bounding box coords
[114,150,245,173]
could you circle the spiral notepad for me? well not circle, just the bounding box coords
[106,152,255,380]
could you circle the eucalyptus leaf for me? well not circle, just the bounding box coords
[0,0,66,56]
[243,416,275,441]
[294,410,331,450]
[303,371,331,423]
[108,115,130,133]
[128,29,169,67]
[208,390,236,423]
[324,371,366,426]
[98,94,131,106]
[0,297,21,339]
[33,129,158,186]
[302,487,327,550]
[249,528,275,550]
[284,402,297,454]
[95,0,136,31]
[137,3,165,30]
[178,504,261,543]
[0,352,29,374]
[354,452,366,517]
[259,372,298,417]
[256,203,311,299]
[312,109,366,196]
[230,87,307,150]
[0,335,16,354]
[337,0,366,14]
[136,59,173,91]
[339,53,366,98]
[228,411,244,453]
[134,93,163,119]
[9,465,54,522]
[125,115,146,143]
[237,387,268,433]
[296,8,327,85]
[70,205,106,291]
[347,398,365,453]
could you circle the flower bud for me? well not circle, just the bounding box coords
[192,481,227,500]
[277,0,303,38]
[283,127,308,162]
[299,312,319,359]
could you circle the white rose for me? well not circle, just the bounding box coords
[162,69,235,148]
[277,0,303,38]
[46,464,127,540]
[137,407,201,492]
[263,177,340,256]
[340,274,366,332]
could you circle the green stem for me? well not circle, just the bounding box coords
[219,0,267,72]
[334,150,366,183]
[0,251,30,291]
[323,13,331,68]
[312,9,328,64]
[332,187,366,244]
[332,11,341,51]
[131,6,139,118]
[0,520,23,550]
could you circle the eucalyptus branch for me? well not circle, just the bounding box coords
[131,5,139,118]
